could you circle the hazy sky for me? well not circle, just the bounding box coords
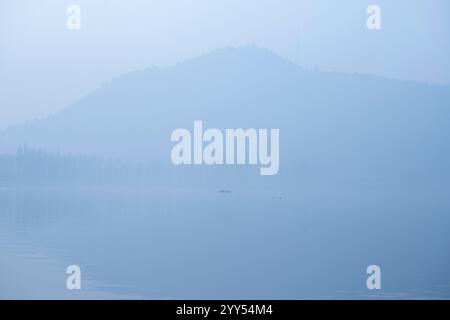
[1,0,449,128]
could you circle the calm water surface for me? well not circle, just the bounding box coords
[0,185,449,299]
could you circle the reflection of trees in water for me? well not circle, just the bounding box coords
[0,188,174,229]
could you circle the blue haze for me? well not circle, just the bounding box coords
[0,47,449,298]
[1,0,450,128]
[0,0,450,299]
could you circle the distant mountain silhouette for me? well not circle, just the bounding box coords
[1,46,450,187]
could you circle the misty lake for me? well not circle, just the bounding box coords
[1,185,449,299]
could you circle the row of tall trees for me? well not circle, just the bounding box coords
[0,145,165,186]
[0,145,256,188]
